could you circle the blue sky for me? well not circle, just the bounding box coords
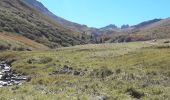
[38,0,170,28]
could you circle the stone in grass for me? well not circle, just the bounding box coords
[73,71,80,76]
[96,95,108,100]
[126,88,144,99]
[164,40,170,43]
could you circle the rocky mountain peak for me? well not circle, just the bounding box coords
[101,24,118,30]
[121,24,130,29]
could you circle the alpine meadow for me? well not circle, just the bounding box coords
[0,0,170,100]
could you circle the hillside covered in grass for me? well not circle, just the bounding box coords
[0,32,49,51]
[0,0,170,100]
[1,0,170,48]
[0,0,87,48]
[0,40,169,100]
[105,18,170,43]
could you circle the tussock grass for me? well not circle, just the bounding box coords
[0,41,169,99]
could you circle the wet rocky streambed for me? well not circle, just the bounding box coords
[0,61,27,87]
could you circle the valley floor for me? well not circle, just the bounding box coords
[0,40,170,100]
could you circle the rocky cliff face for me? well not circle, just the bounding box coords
[121,24,130,29]
[101,24,118,30]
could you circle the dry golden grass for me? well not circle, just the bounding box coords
[0,32,49,50]
[0,40,169,100]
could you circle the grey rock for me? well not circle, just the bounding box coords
[96,96,108,100]
[164,41,170,43]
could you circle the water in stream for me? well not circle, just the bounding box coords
[0,61,27,87]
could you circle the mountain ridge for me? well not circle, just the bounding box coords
[0,0,170,49]
[0,0,88,49]
[23,0,90,33]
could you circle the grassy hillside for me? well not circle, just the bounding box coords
[0,0,86,48]
[0,0,169,46]
[108,18,170,43]
[0,40,169,100]
[0,32,49,51]
[0,1,170,100]
[134,18,170,39]
[22,0,91,33]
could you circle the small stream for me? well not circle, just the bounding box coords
[0,61,27,87]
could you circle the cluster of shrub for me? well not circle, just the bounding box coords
[0,44,28,51]
[0,42,28,51]
[0,7,115,46]
[0,9,86,48]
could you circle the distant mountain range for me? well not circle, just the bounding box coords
[0,0,170,50]
[101,24,118,30]
[105,18,170,42]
